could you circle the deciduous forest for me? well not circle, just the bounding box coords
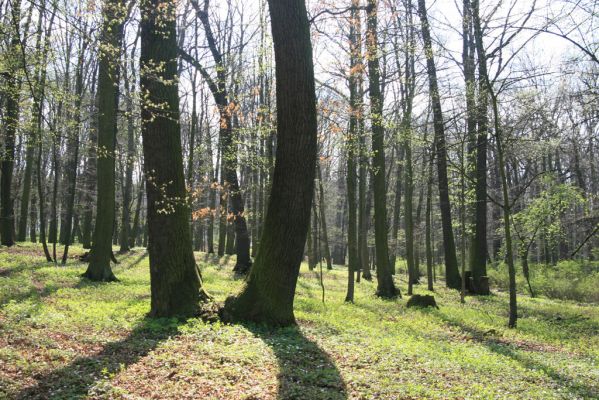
[0,0,598,398]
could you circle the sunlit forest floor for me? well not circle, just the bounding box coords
[0,243,598,399]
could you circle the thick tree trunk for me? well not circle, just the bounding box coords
[0,0,21,246]
[224,0,317,326]
[140,0,209,317]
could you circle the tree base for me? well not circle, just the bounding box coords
[232,261,252,275]
[406,294,438,309]
[221,289,296,327]
[81,270,119,283]
[375,288,401,299]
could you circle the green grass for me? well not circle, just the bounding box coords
[0,243,598,399]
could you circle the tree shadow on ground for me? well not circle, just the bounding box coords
[13,318,182,399]
[243,323,348,400]
[115,249,148,269]
[431,310,598,399]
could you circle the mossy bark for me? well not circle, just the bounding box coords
[0,0,21,246]
[140,0,209,317]
[83,0,125,282]
[224,0,317,326]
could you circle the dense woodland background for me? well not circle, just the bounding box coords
[0,0,598,398]
[1,0,598,323]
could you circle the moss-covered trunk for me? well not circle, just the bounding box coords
[140,0,209,317]
[224,0,317,326]
[0,0,21,246]
[83,0,124,281]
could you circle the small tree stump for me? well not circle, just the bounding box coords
[406,294,439,309]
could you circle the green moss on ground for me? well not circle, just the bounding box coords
[0,243,597,399]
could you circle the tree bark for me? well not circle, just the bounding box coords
[0,0,21,246]
[366,0,399,298]
[469,0,490,294]
[140,0,209,317]
[417,0,461,289]
[224,0,318,326]
[83,0,125,281]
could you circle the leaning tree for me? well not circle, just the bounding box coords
[224,0,318,326]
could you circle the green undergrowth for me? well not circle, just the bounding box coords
[0,243,597,399]
[488,259,599,303]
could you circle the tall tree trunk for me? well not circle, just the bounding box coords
[345,0,361,302]
[140,0,209,317]
[83,0,125,281]
[33,2,56,262]
[0,0,21,246]
[224,0,317,326]
[187,0,251,273]
[390,145,404,275]
[61,37,86,263]
[425,140,435,291]
[206,123,216,253]
[130,179,144,247]
[494,96,518,328]
[366,0,399,298]
[417,0,461,289]
[119,69,136,253]
[469,0,489,294]
[18,3,46,243]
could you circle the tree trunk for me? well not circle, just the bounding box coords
[224,0,317,326]
[140,0,209,317]
[83,0,125,282]
[0,0,21,246]
[119,73,136,253]
[61,39,86,263]
[366,0,398,298]
[317,162,333,270]
[469,0,489,294]
[345,1,361,302]
[417,0,461,289]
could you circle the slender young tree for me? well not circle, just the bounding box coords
[345,0,361,303]
[140,0,210,317]
[469,0,490,294]
[417,0,461,289]
[224,0,318,326]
